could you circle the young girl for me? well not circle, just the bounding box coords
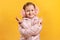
[16,2,42,40]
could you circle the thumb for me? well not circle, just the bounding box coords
[16,17,21,24]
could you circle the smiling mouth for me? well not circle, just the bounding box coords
[29,15,34,17]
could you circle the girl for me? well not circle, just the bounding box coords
[16,2,42,40]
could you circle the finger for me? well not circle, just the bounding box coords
[40,18,43,24]
[16,17,21,24]
[16,17,19,22]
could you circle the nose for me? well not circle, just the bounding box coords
[29,11,32,15]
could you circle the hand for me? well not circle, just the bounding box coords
[16,17,22,24]
[16,17,25,28]
[39,18,42,25]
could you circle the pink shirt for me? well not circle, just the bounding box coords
[18,16,42,40]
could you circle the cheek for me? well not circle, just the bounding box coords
[33,11,36,15]
[33,11,35,13]
[25,12,29,15]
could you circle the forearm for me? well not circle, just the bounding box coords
[19,22,42,36]
[19,24,42,36]
[29,24,42,35]
[19,25,32,37]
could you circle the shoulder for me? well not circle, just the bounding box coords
[33,16,39,20]
[34,16,43,23]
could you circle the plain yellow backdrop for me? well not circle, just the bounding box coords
[0,0,60,40]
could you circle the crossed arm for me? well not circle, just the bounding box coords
[19,24,42,36]
[16,17,42,37]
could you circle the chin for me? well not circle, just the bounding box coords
[29,16,34,18]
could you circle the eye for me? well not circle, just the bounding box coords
[27,10,30,12]
[32,10,34,11]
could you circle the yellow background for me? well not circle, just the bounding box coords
[0,0,60,40]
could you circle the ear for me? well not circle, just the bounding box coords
[35,6,39,14]
[21,9,26,17]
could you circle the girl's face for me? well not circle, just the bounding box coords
[25,5,36,18]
